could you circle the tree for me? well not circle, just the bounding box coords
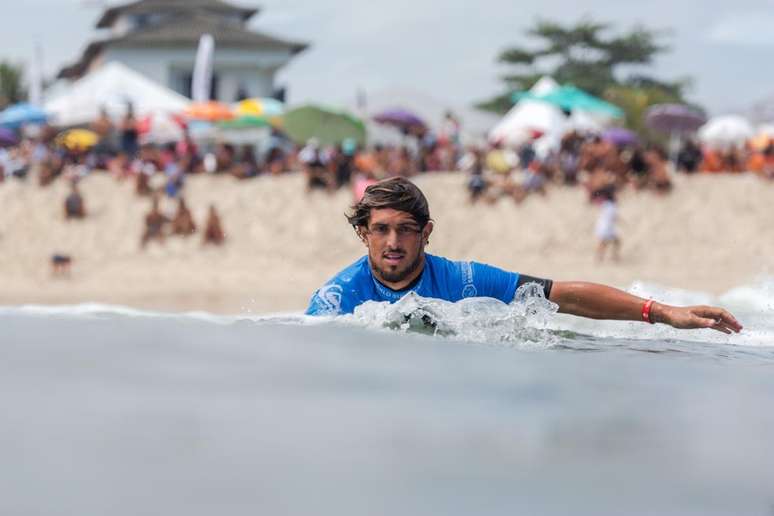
[477,18,694,126]
[603,79,704,140]
[0,61,25,109]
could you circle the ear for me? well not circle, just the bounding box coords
[422,221,434,244]
[355,226,368,247]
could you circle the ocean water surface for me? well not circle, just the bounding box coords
[1,280,773,515]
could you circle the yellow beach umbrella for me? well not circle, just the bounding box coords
[56,129,99,151]
[235,98,284,118]
[232,98,284,128]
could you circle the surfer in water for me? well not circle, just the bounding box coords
[306,178,742,334]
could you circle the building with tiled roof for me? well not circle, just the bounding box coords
[59,0,308,102]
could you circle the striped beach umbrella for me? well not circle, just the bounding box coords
[184,101,234,122]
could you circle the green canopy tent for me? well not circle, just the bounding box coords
[282,105,366,147]
[512,85,623,118]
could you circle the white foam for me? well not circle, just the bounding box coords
[345,284,560,348]
[546,278,774,348]
[1,278,773,348]
[629,276,774,313]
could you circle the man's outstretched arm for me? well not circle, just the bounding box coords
[548,281,743,334]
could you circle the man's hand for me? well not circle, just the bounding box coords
[653,303,743,334]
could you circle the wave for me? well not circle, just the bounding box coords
[0,302,307,326]
[2,279,773,348]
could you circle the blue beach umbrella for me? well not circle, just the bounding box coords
[0,102,48,129]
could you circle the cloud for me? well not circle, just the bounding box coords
[707,11,774,45]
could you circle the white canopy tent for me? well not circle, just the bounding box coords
[566,110,605,133]
[45,62,191,127]
[489,77,616,153]
[698,115,754,149]
[529,76,560,96]
[488,77,567,148]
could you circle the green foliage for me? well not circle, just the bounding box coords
[475,92,515,114]
[477,17,696,130]
[0,61,25,109]
[603,84,698,140]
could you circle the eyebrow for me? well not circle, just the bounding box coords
[370,222,419,228]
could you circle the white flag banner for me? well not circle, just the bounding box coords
[192,34,214,103]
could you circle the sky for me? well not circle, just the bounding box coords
[1,0,774,115]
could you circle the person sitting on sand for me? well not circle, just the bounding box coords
[305,178,742,336]
[215,143,236,173]
[701,148,724,173]
[677,139,702,174]
[171,197,196,236]
[135,168,153,196]
[51,254,73,277]
[231,145,259,180]
[140,195,169,248]
[265,147,287,176]
[644,145,672,193]
[38,149,65,187]
[485,140,523,203]
[459,146,488,204]
[759,143,774,180]
[202,204,225,246]
[64,181,86,220]
[299,138,335,192]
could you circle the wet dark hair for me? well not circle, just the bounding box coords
[346,177,431,230]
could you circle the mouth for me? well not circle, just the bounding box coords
[382,251,405,266]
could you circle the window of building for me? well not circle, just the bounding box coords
[236,83,250,101]
[178,71,220,101]
[133,14,150,29]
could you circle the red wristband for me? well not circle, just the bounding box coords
[642,299,655,324]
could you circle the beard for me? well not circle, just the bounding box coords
[371,249,424,285]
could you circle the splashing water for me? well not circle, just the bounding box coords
[347,282,560,346]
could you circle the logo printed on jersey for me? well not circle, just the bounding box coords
[316,284,343,313]
[461,262,477,298]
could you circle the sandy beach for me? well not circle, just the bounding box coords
[0,172,771,314]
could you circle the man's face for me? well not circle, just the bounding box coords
[362,208,433,286]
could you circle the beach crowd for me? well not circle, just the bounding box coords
[1,108,773,264]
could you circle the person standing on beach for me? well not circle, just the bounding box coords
[91,107,115,164]
[306,177,742,335]
[120,104,139,159]
[595,189,620,262]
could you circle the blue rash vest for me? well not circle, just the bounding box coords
[306,253,536,316]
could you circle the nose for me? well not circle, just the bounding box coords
[385,228,400,248]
